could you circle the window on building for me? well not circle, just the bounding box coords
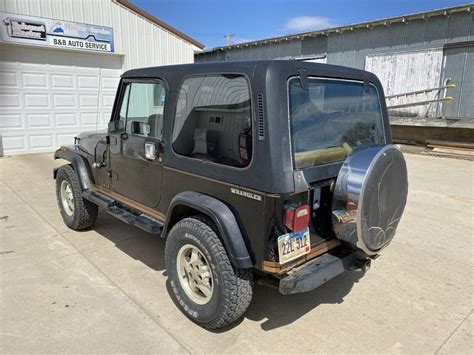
[119,81,166,139]
[172,74,252,167]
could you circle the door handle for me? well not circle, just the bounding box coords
[121,133,129,141]
[145,142,156,160]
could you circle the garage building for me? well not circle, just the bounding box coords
[0,0,203,155]
[196,5,473,122]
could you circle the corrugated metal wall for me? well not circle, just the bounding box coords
[0,0,197,70]
[320,12,472,69]
[196,9,474,118]
[197,11,473,65]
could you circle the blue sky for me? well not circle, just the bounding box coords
[130,0,470,48]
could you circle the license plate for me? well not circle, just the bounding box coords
[278,228,311,264]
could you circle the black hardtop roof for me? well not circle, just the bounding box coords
[119,60,388,194]
[121,60,378,83]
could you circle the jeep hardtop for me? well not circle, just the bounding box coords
[54,60,408,329]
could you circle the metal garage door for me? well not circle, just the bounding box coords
[365,49,444,117]
[0,44,122,155]
[441,45,474,119]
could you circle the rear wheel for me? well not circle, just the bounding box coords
[165,216,253,329]
[55,165,98,230]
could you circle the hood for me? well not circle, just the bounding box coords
[77,130,107,156]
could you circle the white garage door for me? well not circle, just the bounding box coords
[0,44,122,155]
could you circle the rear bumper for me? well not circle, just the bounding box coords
[279,252,363,295]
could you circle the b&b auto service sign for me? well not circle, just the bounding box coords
[0,12,114,53]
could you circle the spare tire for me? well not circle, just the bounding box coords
[332,145,408,255]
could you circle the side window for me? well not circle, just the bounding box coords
[172,74,252,168]
[120,81,166,139]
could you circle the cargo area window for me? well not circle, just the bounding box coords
[172,74,252,167]
[288,77,385,169]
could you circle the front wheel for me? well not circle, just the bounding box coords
[55,165,98,230]
[165,216,253,329]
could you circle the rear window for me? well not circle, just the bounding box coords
[288,77,385,169]
[172,74,252,168]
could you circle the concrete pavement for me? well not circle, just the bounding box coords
[0,152,473,353]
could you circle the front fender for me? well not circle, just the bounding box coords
[54,147,94,192]
[164,191,254,269]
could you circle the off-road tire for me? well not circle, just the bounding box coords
[55,165,98,230]
[165,216,253,329]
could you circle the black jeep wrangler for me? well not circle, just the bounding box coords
[54,60,408,329]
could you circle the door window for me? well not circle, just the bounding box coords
[120,81,166,139]
[117,84,130,128]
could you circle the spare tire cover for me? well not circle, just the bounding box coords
[332,145,408,255]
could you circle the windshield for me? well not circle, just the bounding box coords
[288,77,385,169]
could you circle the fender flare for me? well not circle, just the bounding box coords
[164,191,254,269]
[54,148,94,192]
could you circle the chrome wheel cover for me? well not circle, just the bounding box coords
[332,145,408,255]
[60,180,75,216]
[176,244,214,305]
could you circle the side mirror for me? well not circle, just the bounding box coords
[131,121,150,136]
[108,120,125,133]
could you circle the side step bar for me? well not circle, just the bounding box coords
[84,190,164,235]
[86,191,116,208]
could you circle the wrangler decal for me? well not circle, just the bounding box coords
[230,187,262,201]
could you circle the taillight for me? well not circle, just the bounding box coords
[284,204,310,233]
[346,201,358,211]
